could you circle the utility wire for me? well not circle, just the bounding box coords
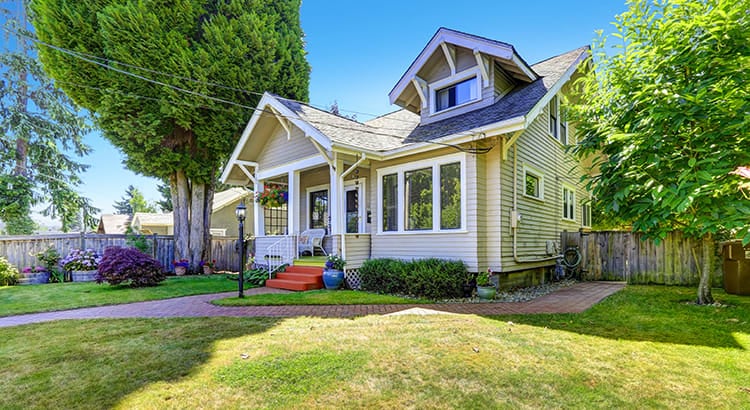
[3,26,494,154]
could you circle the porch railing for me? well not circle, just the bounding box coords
[263,235,296,276]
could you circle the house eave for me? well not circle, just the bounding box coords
[380,116,526,160]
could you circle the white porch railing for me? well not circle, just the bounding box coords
[262,235,297,276]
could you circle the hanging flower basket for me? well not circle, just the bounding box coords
[256,185,288,208]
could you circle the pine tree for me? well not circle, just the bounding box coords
[0,0,98,234]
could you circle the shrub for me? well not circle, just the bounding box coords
[360,258,467,299]
[359,258,407,295]
[0,257,19,286]
[96,246,165,287]
[405,258,465,299]
[61,248,101,271]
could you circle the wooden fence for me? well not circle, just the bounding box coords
[0,233,244,273]
[561,231,722,286]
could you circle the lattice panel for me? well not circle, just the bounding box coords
[345,268,362,290]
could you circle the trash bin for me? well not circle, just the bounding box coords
[722,241,750,295]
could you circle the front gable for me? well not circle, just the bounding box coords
[389,28,537,124]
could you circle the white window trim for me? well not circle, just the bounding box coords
[562,183,576,222]
[428,67,482,116]
[523,164,545,201]
[344,178,367,234]
[548,94,570,145]
[376,152,467,235]
[305,183,329,231]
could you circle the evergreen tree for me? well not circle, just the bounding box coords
[156,182,173,213]
[0,0,99,234]
[31,0,309,269]
[114,185,156,214]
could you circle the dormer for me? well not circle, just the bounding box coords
[389,28,538,125]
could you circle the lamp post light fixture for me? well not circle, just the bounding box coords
[235,199,247,298]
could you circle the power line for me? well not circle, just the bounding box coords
[3,26,494,154]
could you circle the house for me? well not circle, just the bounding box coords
[221,28,591,287]
[97,214,132,234]
[98,188,254,237]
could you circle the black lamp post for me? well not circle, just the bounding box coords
[235,199,247,298]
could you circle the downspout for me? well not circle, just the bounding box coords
[512,143,561,264]
[338,153,367,262]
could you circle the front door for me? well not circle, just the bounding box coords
[344,182,365,233]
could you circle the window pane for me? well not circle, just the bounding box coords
[525,173,539,197]
[562,187,575,220]
[382,174,398,232]
[346,189,358,234]
[549,96,558,137]
[440,162,461,229]
[405,167,432,230]
[454,77,477,105]
[435,77,477,112]
[309,190,328,231]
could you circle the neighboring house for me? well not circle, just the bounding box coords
[97,214,132,234]
[221,28,591,284]
[98,188,254,237]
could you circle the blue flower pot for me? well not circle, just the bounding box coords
[322,269,345,290]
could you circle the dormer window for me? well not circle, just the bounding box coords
[435,76,478,112]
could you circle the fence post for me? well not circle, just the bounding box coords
[80,231,85,249]
[152,233,158,258]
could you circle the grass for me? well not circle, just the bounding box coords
[0,285,748,409]
[213,289,430,306]
[0,275,239,317]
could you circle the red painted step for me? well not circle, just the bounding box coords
[265,266,324,291]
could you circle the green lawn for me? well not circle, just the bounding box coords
[0,285,748,409]
[214,289,429,306]
[0,275,238,316]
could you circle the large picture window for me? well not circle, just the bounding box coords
[378,154,464,234]
[382,174,398,232]
[405,167,433,230]
[440,162,461,229]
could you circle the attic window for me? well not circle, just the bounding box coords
[435,77,478,112]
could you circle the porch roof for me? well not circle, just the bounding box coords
[274,97,420,152]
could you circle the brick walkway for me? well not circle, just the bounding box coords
[0,281,625,328]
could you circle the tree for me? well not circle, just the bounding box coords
[31,0,310,270]
[571,0,750,304]
[0,0,99,234]
[156,182,172,213]
[114,185,156,215]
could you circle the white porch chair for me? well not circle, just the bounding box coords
[297,228,327,257]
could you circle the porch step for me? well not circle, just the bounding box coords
[265,266,324,291]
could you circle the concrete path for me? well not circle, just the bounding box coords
[0,281,625,328]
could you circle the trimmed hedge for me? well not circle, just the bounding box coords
[360,258,466,299]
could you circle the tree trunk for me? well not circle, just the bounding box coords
[188,182,209,269]
[696,233,714,305]
[173,170,190,269]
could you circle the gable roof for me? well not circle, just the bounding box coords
[402,46,589,143]
[132,212,173,227]
[389,27,538,107]
[97,214,132,234]
[212,187,252,212]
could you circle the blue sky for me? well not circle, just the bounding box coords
[43,0,628,225]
